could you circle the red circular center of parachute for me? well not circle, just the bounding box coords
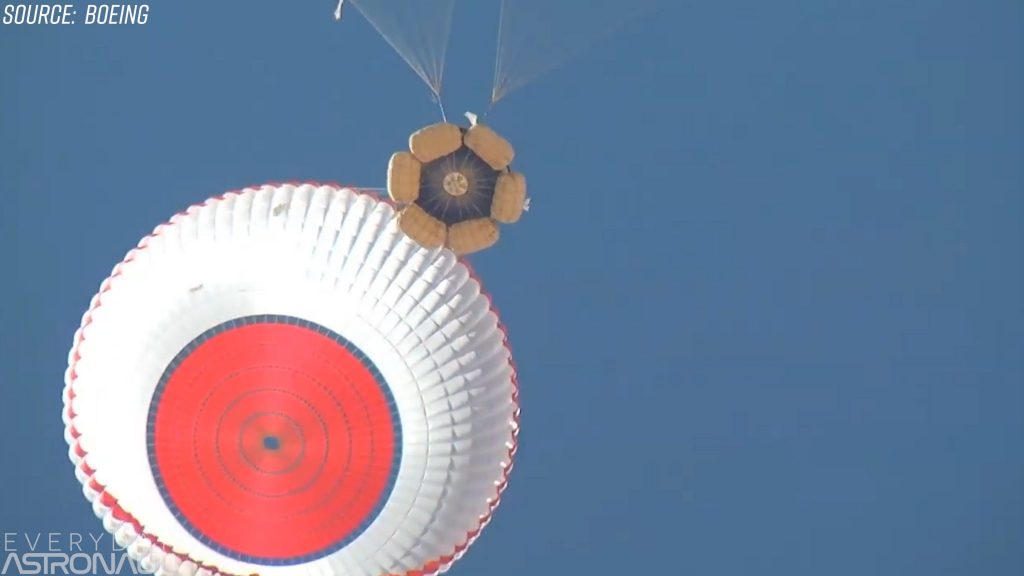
[149,321,397,560]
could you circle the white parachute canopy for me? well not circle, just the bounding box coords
[63,183,519,576]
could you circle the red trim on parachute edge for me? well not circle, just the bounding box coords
[63,181,520,576]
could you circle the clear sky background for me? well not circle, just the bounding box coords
[2,1,1022,575]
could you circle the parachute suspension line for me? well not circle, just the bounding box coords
[430,85,448,122]
[349,0,455,99]
[491,0,509,106]
[434,0,457,99]
[361,13,435,92]
[431,0,452,123]
[489,0,661,105]
[438,95,448,122]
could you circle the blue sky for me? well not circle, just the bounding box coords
[2,1,1022,575]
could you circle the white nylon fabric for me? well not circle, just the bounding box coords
[62,184,519,576]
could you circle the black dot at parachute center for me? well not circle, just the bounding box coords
[417,145,501,226]
[262,435,281,451]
